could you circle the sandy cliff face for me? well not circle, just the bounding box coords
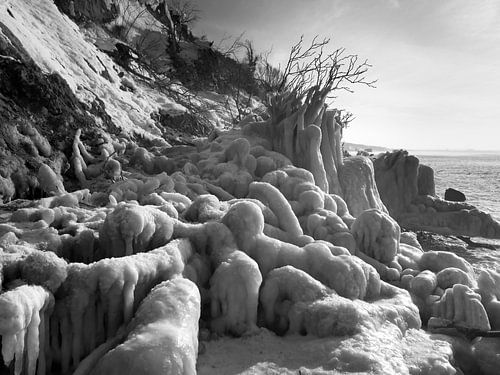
[0,0,190,201]
[0,16,116,200]
[0,0,174,137]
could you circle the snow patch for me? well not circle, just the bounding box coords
[198,326,457,375]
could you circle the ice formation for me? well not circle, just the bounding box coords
[477,269,500,330]
[88,278,200,375]
[0,284,53,375]
[260,266,419,337]
[375,150,500,238]
[1,1,500,374]
[2,109,498,373]
[99,202,175,258]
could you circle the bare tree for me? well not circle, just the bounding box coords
[261,36,376,99]
[255,49,284,94]
[230,39,260,122]
[211,34,263,123]
[239,39,259,72]
[242,36,376,195]
[214,32,246,58]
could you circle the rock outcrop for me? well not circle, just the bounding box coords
[374,150,500,239]
[373,150,419,217]
[444,188,466,202]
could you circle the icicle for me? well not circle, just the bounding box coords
[124,236,134,257]
[0,284,51,375]
[37,312,46,375]
[123,280,137,324]
[49,314,61,365]
[14,329,25,375]
[82,294,97,354]
[95,299,105,346]
[60,315,72,374]
[2,334,17,367]
[87,295,97,352]
[26,310,41,375]
[123,265,139,324]
[106,282,124,339]
[73,326,128,375]
[44,308,51,374]
[71,302,84,369]
[81,307,90,357]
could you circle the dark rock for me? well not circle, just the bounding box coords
[445,188,466,202]
[54,0,117,23]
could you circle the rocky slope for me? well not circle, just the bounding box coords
[0,0,226,202]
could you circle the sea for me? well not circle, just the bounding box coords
[411,150,500,272]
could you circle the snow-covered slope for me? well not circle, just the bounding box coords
[0,0,184,139]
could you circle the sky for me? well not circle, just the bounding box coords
[190,0,500,150]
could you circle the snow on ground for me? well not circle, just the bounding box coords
[0,0,184,139]
[198,326,457,375]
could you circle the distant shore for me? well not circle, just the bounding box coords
[343,142,500,157]
[410,149,500,156]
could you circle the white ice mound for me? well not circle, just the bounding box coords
[90,278,201,375]
[198,325,458,375]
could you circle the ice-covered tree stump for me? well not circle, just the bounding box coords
[242,87,386,217]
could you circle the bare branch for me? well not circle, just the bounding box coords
[338,110,355,128]
[273,36,376,99]
[168,0,200,26]
[214,32,246,58]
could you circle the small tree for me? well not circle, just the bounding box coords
[210,34,264,123]
[255,50,284,94]
[245,36,376,195]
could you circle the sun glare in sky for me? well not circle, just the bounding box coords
[192,0,500,151]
